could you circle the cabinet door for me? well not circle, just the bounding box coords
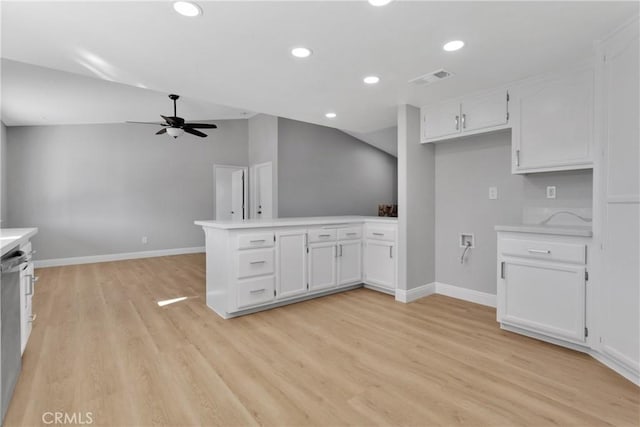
[512,65,594,173]
[599,24,640,374]
[276,230,308,299]
[460,89,509,133]
[337,240,362,286]
[363,241,395,290]
[20,263,34,355]
[421,101,461,142]
[500,258,586,343]
[308,243,337,291]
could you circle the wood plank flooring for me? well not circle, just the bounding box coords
[4,254,639,426]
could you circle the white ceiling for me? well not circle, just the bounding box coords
[1,1,637,134]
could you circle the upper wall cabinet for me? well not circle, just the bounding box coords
[420,88,510,143]
[511,64,594,174]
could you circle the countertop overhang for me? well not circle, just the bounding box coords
[495,224,592,237]
[1,228,39,257]
[195,216,398,230]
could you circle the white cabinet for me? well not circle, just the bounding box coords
[595,19,639,383]
[421,89,510,143]
[276,229,308,299]
[337,240,362,286]
[364,240,395,291]
[308,242,337,291]
[18,241,35,355]
[497,232,589,348]
[511,64,594,173]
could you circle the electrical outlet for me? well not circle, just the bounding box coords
[460,233,475,248]
[489,186,498,200]
[141,236,148,245]
[546,186,557,199]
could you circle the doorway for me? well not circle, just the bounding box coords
[214,164,248,221]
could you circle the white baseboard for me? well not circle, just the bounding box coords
[34,246,205,268]
[395,282,436,303]
[590,349,640,386]
[435,282,497,308]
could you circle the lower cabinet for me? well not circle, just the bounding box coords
[308,242,337,291]
[337,240,362,286]
[363,239,395,291]
[276,229,308,299]
[19,241,36,355]
[497,232,589,347]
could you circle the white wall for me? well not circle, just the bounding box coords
[248,114,278,217]
[434,130,593,295]
[1,122,7,224]
[278,118,397,217]
[6,121,248,260]
[397,105,436,291]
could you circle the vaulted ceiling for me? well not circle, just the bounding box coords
[1,1,637,134]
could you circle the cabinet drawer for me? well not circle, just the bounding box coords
[365,227,396,242]
[500,238,586,264]
[337,227,362,241]
[237,232,275,250]
[237,249,275,279]
[308,228,337,243]
[236,276,275,309]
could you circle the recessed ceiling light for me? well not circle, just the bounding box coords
[173,1,202,17]
[368,0,393,6]
[363,75,380,85]
[291,47,313,58]
[325,112,337,119]
[443,40,465,52]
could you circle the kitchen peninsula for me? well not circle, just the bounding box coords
[195,216,398,318]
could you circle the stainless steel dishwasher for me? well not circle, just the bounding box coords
[1,250,28,423]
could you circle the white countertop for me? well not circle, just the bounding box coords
[495,224,592,237]
[195,216,398,230]
[1,228,38,257]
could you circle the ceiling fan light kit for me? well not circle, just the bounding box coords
[127,94,217,140]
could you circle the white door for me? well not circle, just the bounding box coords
[460,89,509,133]
[277,230,308,299]
[363,241,395,290]
[500,259,586,343]
[308,242,337,291]
[421,101,461,141]
[337,240,362,286]
[512,65,594,173]
[599,23,640,374]
[253,162,273,219]
[214,165,248,221]
[231,170,245,221]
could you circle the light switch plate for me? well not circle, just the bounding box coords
[546,186,557,199]
[489,186,498,200]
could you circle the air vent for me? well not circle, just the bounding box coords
[409,68,454,85]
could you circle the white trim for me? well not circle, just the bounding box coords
[435,282,497,307]
[395,282,436,303]
[34,246,205,268]
[590,349,640,387]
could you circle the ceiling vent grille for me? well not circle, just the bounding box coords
[409,69,454,85]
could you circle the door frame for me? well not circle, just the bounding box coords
[213,164,249,220]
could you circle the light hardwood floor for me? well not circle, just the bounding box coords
[4,254,639,426]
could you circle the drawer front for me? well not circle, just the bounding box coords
[236,276,275,309]
[365,227,396,242]
[308,228,337,243]
[337,227,362,241]
[237,249,275,279]
[237,233,275,250]
[500,238,586,264]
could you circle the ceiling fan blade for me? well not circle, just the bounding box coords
[156,128,167,135]
[183,127,208,138]
[184,123,218,129]
[126,121,166,126]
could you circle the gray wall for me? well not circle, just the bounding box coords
[1,122,7,224]
[248,114,278,217]
[397,105,436,291]
[434,130,593,295]
[278,118,397,217]
[6,121,248,260]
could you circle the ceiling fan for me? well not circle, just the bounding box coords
[127,94,217,139]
